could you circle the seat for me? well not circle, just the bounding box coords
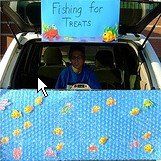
[94,50,122,89]
[38,47,65,88]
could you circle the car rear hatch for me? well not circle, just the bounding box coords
[1,0,161,34]
[119,0,161,34]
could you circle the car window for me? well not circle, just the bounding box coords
[120,1,160,26]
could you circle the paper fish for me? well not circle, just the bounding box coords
[23,121,32,129]
[13,147,22,160]
[91,106,100,113]
[99,137,108,145]
[0,99,11,111]
[142,132,151,140]
[56,142,64,151]
[53,127,63,136]
[24,105,34,113]
[11,110,22,119]
[61,103,73,114]
[88,144,98,152]
[143,99,153,107]
[106,97,116,106]
[144,144,153,153]
[45,147,56,157]
[1,137,9,144]
[130,140,140,148]
[130,108,140,116]
[34,96,43,106]
[13,129,21,136]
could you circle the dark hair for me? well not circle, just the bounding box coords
[68,45,85,60]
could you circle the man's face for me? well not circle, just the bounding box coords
[70,50,85,70]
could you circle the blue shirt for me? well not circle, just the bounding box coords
[55,65,101,89]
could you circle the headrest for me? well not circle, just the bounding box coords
[43,47,62,65]
[95,50,114,68]
[26,2,41,27]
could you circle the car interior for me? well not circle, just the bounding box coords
[9,39,152,90]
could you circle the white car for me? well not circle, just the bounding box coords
[1,0,161,90]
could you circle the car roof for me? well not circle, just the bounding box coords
[1,0,161,34]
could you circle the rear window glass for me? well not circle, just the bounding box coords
[120,1,160,26]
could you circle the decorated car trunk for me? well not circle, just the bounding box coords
[1,90,161,160]
[1,0,161,160]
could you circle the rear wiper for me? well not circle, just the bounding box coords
[140,13,161,50]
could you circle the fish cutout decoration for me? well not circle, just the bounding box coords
[13,147,22,160]
[0,99,11,111]
[45,147,56,157]
[61,103,73,114]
